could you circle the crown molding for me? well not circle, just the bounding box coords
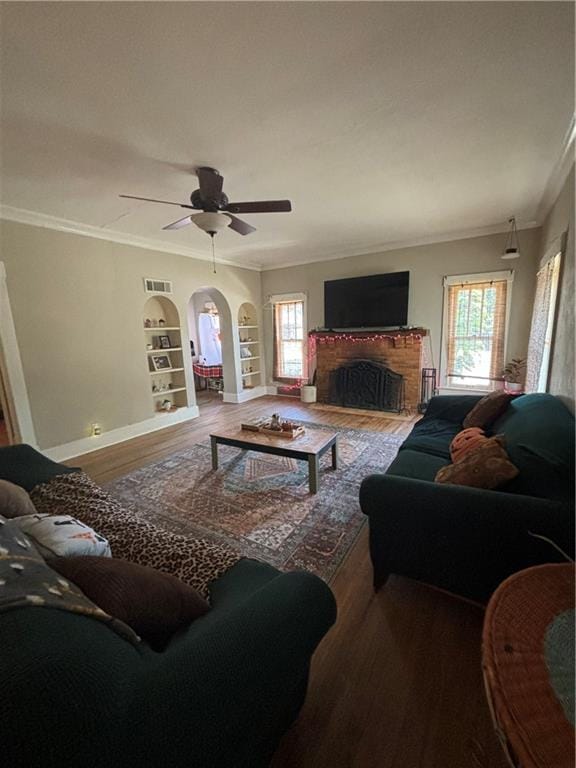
[537,113,576,222]
[0,205,262,272]
[258,219,540,272]
[0,204,542,274]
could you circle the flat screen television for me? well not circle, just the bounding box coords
[324,271,409,329]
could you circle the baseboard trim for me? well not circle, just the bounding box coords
[222,386,268,403]
[43,406,199,462]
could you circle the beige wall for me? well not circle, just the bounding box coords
[261,228,541,386]
[0,215,549,450]
[539,165,575,412]
[0,219,261,449]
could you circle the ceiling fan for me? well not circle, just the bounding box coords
[120,166,292,237]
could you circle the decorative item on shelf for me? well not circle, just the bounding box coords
[146,343,153,350]
[501,358,526,393]
[151,354,171,371]
[501,216,522,260]
[159,399,172,411]
[144,318,152,328]
[158,335,172,349]
[158,318,166,326]
[239,315,249,326]
[240,347,252,358]
[152,383,159,393]
[168,383,175,390]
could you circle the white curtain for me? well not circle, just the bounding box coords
[525,253,562,393]
[198,313,222,365]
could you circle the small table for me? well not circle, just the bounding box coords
[193,363,223,391]
[209,427,338,494]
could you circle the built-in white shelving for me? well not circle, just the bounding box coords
[152,387,187,397]
[238,305,263,389]
[149,367,185,375]
[143,297,188,411]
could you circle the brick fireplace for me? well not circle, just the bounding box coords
[309,328,427,413]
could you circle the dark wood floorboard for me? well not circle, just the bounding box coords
[67,396,506,768]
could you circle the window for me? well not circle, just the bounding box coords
[525,250,562,393]
[442,271,513,390]
[272,294,307,380]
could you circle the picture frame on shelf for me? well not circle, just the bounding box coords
[151,354,171,371]
[158,335,172,349]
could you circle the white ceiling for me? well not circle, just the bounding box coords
[0,2,574,269]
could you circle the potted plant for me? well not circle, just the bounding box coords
[501,358,526,393]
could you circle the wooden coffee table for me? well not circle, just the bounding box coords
[209,427,338,494]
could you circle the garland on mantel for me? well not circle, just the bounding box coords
[308,331,423,356]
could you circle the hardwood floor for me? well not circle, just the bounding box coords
[68,397,506,768]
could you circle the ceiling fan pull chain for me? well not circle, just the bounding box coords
[211,234,216,274]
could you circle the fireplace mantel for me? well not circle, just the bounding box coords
[309,328,427,412]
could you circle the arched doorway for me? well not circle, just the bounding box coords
[187,287,238,408]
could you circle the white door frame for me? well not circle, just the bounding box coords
[0,262,37,445]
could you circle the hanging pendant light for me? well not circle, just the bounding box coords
[502,216,521,260]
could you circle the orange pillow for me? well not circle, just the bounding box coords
[435,436,519,489]
[449,427,488,463]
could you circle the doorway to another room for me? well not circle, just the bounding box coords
[187,288,233,409]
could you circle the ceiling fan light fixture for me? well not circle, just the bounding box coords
[191,212,231,235]
[501,216,521,260]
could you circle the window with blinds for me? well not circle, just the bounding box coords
[273,298,306,379]
[444,274,510,389]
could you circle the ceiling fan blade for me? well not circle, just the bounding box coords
[227,214,257,236]
[162,216,193,231]
[225,200,292,214]
[196,167,224,200]
[119,194,194,209]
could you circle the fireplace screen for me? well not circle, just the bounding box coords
[328,359,405,412]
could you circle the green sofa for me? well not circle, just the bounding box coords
[360,393,575,603]
[0,445,337,768]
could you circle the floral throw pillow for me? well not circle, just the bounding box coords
[435,436,519,490]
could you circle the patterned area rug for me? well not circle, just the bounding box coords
[105,424,403,583]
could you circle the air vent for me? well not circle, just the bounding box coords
[144,278,173,294]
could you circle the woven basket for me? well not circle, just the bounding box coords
[482,563,575,768]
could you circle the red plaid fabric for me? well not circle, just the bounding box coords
[193,364,223,378]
